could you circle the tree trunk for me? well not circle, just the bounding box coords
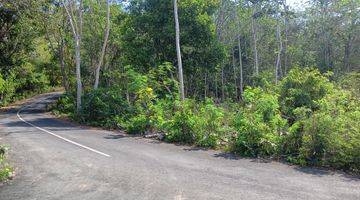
[75,36,82,112]
[174,0,185,101]
[64,0,83,112]
[94,0,111,89]
[275,22,283,84]
[344,34,352,73]
[283,0,289,75]
[215,72,218,100]
[204,71,207,99]
[251,9,259,76]
[221,65,225,101]
[238,35,243,98]
[59,38,69,92]
[232,48,238,100]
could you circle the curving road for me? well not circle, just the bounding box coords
[0,93,359,200]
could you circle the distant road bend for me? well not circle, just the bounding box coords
[0,92,359,200]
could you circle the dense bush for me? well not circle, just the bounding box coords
[194,99,227,148]
[279,67,333,122]
[80,88,131,128]
[54,67,360,173]
[232,87,286,157]
[163,100,197,144]
[0,72,19,106]
[0,64,50,106]
[339,72,360,99]
[162,99,229,148]
[298,90,360,172]
[120,87,157,134]
[54,94,76,115]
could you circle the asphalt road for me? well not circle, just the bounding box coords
[0,93,359,200]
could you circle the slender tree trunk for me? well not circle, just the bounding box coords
[59,39,69,92]
[283,0,289,75]
[344,34,352,73]
[232,48,238,100]
[238,35,243,97]
[64,0,83,112]
[204,71,207,99]
[60,10,69,92]
[76,0,83,112]
[75,36,82,111]
[94,0,111,89]
[251,9,259,76]
[221,65,225,101]
[275,22,283,84]
[174,0,185,101]
[215,72,218,100]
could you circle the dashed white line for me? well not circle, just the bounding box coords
[16,95,111,157]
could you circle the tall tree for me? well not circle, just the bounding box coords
[63,0,83,112]
[251,4,259,75]
[274,1,283,84]
[282,0,289,75]
[238,35,243,97]
[94,0,111,89]
[42,4,70,92]
[275,21,283,84]
[174,0,185,100]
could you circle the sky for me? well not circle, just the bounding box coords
[287,0,309,10]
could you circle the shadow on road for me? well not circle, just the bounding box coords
[212,152,360,181]
[294,166,360,180]
[104,134,126,139]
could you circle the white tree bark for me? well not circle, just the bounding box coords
[64,0,83,112]
[174,0,185,101]
[94,0,111,89]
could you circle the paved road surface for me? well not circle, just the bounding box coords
[0,93,359,200]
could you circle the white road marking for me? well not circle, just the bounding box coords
[16,95,111,157]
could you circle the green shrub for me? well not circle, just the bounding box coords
[121,86,157,134]
[123,114,148,134]
[148,62,179,99]
[80,87,131,128]
[54,94,76,115]
[232,87,286,157]
[194,99,227,148]
[0,72,17,106]
[298,89,360,172]
[151,98,175,132]
[163,100,197,144]
[0,145,13,181]
[339,72,360,99]
[0,63,50,106]
[162,99,230,147]
[280,107,312,162]
[0,74,4,93]
[0,74,5,105]
[279,67,333,122]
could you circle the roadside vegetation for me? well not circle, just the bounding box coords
[1,0,359,174]
[54,68,360,174]
[0,145,13,182]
